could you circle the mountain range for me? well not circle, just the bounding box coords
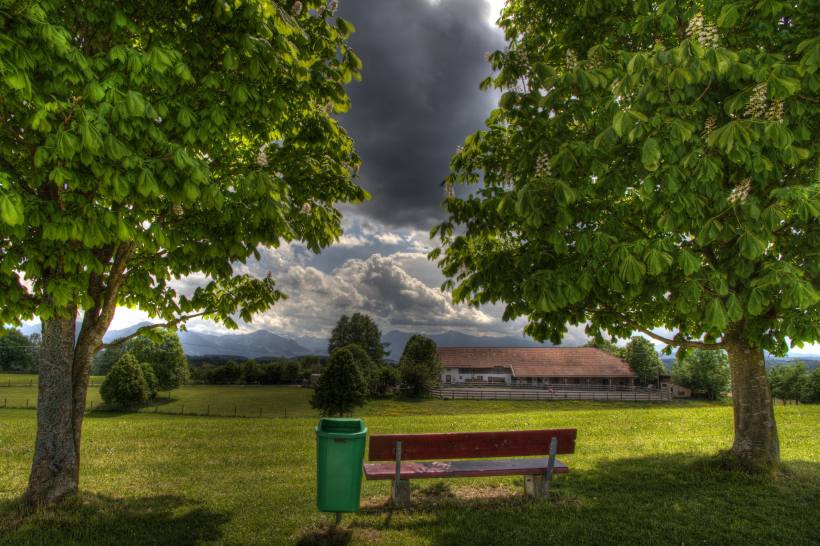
[18,322,820,363]
[21,322,550,358]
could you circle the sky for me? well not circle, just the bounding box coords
[106,0,585,343]
[31,0,816,354]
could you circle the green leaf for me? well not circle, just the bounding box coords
[644,249,672,275]
[126,91,146,117]
[619,255,646,284]
[677,250,700,276]
[611,110,625,136]
[705,299,729,330]
[0,193,22,226]
[738,232,768,259]
[717,4,741,27]
[183,181,200,202]
[726,293,743,322]
[137,169,158,197]
[747,288,765,315]
[641,138,661,171]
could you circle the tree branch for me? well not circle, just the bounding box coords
[98,312,208,351]
[615,312,722,350]
[690,77,713,107]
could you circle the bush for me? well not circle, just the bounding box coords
[310,349,367,417]
[99,354,151,406]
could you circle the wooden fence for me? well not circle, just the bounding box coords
[431,388,670,402]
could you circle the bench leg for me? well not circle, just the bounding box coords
[391,479,411,508]
[524,474,550,500]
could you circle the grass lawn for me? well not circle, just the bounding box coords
[1,391,818,546]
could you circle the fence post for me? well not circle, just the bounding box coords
[207,405,209,416]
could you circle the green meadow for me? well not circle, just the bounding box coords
[0,387,818,545]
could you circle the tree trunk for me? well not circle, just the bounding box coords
[26,310,82,505]
[723,330,780,465]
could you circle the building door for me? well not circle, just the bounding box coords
[446,375,451,383]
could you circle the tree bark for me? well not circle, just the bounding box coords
[26,308,81,505]
[723,329,780,465]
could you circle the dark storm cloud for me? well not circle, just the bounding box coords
[334,0,505,231]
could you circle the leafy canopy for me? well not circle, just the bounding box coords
[0,328,38,372]
[767,359,810,403]
[129,329,189,391]
[0,0,366,338]
[431,0,820,355]
[399,334,442,395]
[671,348,731,399]
[327,313,390,361]
[624,336,664,383]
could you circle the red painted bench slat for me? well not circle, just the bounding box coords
[363,457,569,480]
[367,429,577,462]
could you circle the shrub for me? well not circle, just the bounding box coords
[99,354,150,406]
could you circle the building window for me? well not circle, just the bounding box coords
[459,376,462,379]
[574,378,580,384]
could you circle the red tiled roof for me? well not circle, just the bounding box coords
[436,347,638,378]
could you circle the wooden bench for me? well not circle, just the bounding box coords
[362,429,577,507]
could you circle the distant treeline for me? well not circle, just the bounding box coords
[189,356,323,384]
[185,354,329,367]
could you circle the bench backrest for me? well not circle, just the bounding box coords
[368,429,576,462]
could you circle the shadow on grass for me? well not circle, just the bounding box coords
[294,523,355,546]
[0,492,230,546]
[344,453,820,546]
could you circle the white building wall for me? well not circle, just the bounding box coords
[439,368,512,384]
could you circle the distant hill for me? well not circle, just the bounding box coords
[104,323,314,358]
[381,330,552,357]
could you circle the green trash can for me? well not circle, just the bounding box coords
[315,418,368,513]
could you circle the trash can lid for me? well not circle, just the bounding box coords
[315,418,368,439]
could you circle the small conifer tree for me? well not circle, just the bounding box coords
[310,349,367,417]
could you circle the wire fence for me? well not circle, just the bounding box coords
[431,388,671,402]
[0,398,312,418]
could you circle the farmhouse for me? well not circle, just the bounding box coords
[437,347,639,388]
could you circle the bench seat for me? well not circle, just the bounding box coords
[364,457,569,480]
[364,429,576,507]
